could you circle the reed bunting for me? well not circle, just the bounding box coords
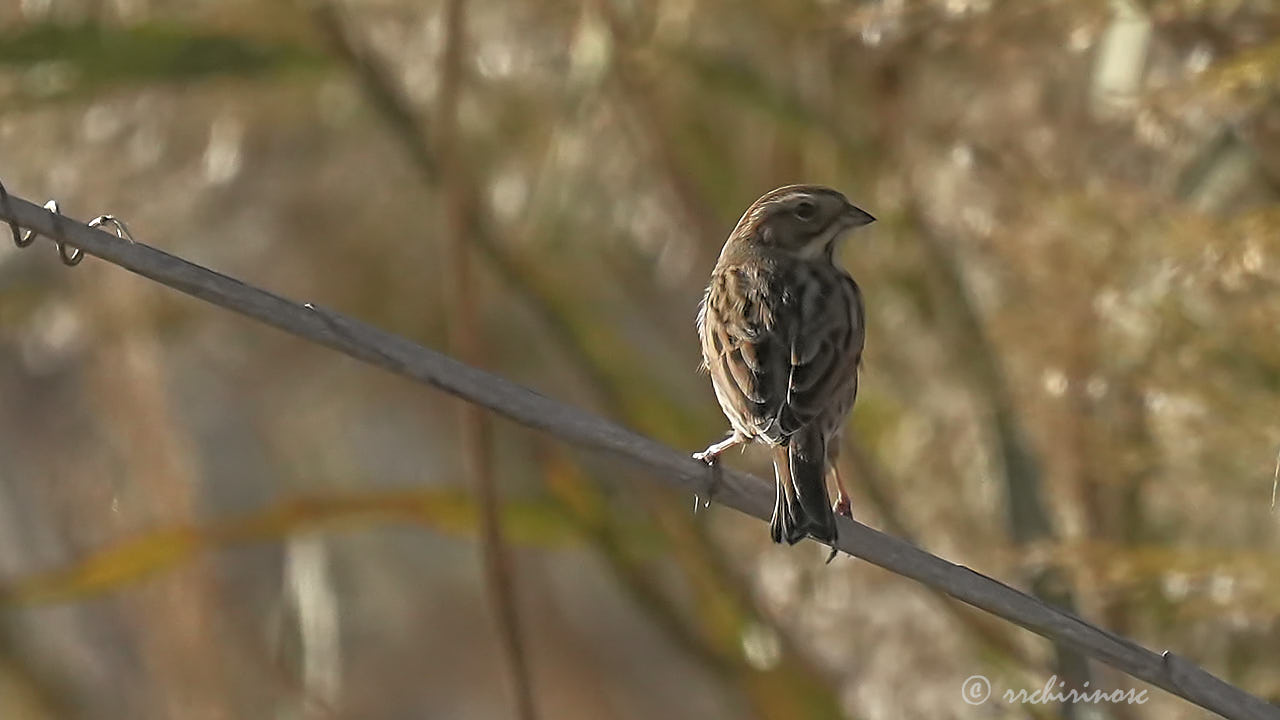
[696,185,874,552]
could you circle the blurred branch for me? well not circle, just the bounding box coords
[283,536,342,713]
[0,487,573,607]
[1272,448,1279,512]
[905,200,1097,713]
[536,448,766,720]
[311,8,842,717]
[77,231,233,719]
[0,625,64,720]
[311,1,619,404]
[0,22,323,108]
[310,5,436,175]
[436,0,538,716]
[542,443,840,717]
[589,0,724,268]
[0,190,1276,720]
[840,440,1037,668]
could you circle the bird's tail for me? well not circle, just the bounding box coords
[769,432,837,546]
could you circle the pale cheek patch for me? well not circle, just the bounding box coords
[796,223,849,260]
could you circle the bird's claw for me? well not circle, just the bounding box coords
[691,450,721,514]
[826,494,851,563]
[833,494,852,519]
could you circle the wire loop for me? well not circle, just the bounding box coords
[0,180,133,267]
[88,215,136,243]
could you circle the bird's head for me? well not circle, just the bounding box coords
[726,184,875,261]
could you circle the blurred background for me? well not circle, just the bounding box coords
[1,0,1278,718]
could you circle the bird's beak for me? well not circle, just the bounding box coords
[845,204,876,227]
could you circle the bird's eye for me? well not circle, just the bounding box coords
[794,201,817,221]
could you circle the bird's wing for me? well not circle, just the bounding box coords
[700,262,863,444]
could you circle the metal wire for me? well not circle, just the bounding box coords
[0,178,1276,720]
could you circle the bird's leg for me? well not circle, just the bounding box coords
[824,466,845,564]
[829,464,853,518]
[692,432,747,512]
[693,431,747,464]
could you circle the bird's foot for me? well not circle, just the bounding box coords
[691,433,745,513]
[827,493,851,563]
[691,454,720,514]
[833,493,853,519]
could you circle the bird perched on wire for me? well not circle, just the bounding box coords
[695,184,874,555]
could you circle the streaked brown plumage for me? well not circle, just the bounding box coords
[695,185,874,550]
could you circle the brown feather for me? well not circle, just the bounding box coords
[696,185,873,548]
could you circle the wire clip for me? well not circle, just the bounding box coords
[0,180,136,267]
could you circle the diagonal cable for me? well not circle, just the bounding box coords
[0,188,1275,720]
